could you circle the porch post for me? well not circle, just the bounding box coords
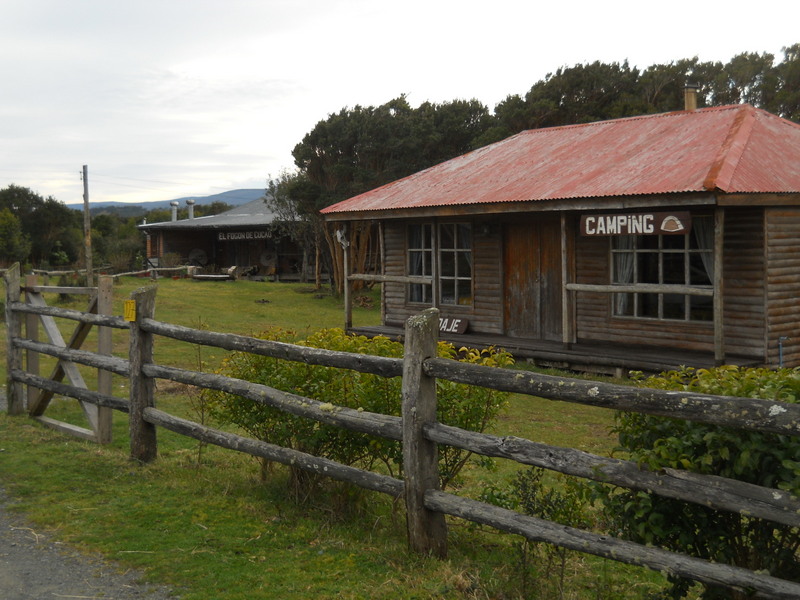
[339,225,352,330]
[713,208,725,365]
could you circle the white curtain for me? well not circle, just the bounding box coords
[613,235,635,314]
[692,217,714,282]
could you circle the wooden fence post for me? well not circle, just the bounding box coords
[96,275,113,443]
[129,285,158,462]
[4,264,24,415]
[402,307,448,557]
[25,274,40,412]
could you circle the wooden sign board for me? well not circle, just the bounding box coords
[580,212,691,236]
[439,317,468,334]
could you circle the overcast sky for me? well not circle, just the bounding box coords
[2,1,798,205]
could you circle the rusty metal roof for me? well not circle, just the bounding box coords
[321,104,800,216]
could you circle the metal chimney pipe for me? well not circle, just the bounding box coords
[684,83,700,111]
[170,201,179,221]
[186,198,195,219]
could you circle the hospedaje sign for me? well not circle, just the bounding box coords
[580,212,692,236]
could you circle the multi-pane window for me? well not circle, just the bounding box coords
[407,223,472,306]
[611,216,713,321]
[439,223,473,305]
[407,224,433,303]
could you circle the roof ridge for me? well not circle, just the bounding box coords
[702,105,757,191]
[518,103,746,136]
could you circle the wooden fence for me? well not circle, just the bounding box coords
[5,262,800,598]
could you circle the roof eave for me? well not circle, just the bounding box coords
[322,193,719,221]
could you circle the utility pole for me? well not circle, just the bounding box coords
[82,165,94,286]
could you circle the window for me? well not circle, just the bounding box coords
[611,216,713,321]
[407,224,433,303]
[407,222,473,306]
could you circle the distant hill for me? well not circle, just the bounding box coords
[66,188,265,216]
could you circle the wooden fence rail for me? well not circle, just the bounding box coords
[4,265,800,598]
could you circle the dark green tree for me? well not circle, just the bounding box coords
[0,208,31,266]
[291,95,494,291]
[774,43,800,121]
[0,185,82,267]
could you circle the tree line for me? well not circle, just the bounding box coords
[4,46,798,276]
[0,184,231,272]
[274,45,800,290]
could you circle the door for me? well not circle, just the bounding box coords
[504,215,562,341]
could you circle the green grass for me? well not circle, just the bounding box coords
[0,276,673,599]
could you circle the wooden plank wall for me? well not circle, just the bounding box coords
[574,222,715,353]
[722,208,766,361]
[573,209,767,360]
[765,207,800,367]
[382,221,504,333]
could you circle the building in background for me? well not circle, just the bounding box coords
[140,198,307,280]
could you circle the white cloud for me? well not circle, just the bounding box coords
[1,0,798,204]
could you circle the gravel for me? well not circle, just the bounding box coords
[0,391,179,599]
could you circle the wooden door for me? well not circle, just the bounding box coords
[504,215,562,341]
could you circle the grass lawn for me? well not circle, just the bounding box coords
[0,275,673,599]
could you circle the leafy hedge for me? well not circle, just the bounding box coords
[604,366,800,599]
[206,328,513,494]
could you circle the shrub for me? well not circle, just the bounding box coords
[207,328,513,496]
[601,366,800,599]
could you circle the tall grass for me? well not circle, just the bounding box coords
[0,276,671,598]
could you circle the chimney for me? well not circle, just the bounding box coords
[186,198,195,219]
[170,201,179,221]
[684,83,700,111]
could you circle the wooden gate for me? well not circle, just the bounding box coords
[8,268,114,442]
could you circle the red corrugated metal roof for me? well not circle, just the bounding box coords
[321,105,800,215]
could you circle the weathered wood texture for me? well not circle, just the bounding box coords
[381,220,504,333]
[425,490,800,600]
[11,369,129,413]
[25,292,99,434]
[143,363,402,440]
[13,338,129,375]
[10,301,129,329]
[8,280,800,597]
[141,318,403,378]
[425,357,800,436]
[24,275,40,411]
[722,207,766,359]
[504,215,562,341]
[129,286,158,462]
[765,207,800,367]
[144,407,404,498]
[3,264,24,414]
[426,421,800,527]
[402,308,447,557]
[574,225,717,351]
[96,275,114,443]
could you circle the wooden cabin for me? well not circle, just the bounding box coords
[139,198,307,280]
[322,99,800,373]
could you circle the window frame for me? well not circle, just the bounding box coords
[610,215,713,322]
[406,221,473,307]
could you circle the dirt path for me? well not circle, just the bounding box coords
[0,392,178,599]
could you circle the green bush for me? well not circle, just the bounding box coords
[207,328,512,496]
[601,366,800,599]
